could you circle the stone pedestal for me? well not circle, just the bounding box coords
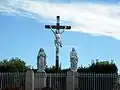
[25,70,34,90]
[67,70,78,90]
[34,72,47,90]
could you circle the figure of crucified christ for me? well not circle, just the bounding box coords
[50,26,65,48]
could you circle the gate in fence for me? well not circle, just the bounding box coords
[46,73,67,90]
[34,72,67,90]
[0,72,26,90]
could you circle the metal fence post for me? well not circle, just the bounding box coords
[25,70,34,90]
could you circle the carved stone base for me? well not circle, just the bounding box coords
[37,69,45,73]
[70,68,77,72]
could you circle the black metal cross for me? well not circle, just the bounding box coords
[45,16,71,31]
[45,16,71,72]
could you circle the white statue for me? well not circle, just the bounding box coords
[70,48,78,72]
[37,48,47,72]
[50,26,65,48]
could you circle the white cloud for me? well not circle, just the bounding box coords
[0,0,120,40]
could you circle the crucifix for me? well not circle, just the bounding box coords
[45,16,71,72]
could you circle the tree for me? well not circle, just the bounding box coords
[0,57,30,72]
[0,57,30,89]
[89,59,118,73]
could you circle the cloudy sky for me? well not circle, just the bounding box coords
[0,0,120,72]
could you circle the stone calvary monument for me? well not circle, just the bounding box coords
[27,16,79,90]
[37,16,78,72]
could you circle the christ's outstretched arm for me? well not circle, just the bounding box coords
[61,29,65,34]
[50,26,55,36]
